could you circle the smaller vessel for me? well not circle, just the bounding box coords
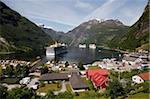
[79,44,86,48]
[89,44,96,49]
[98,50,101,52]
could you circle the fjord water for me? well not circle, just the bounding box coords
[45,47,122,64]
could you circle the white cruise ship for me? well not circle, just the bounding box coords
[79,44,86,48]
[46,42,67,56]
[89,44,96,49]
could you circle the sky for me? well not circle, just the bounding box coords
[1,0,148,32]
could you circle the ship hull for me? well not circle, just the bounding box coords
[46,46,67,56]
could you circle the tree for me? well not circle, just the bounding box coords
[39,81,45,87]
[0,66,3,80]
[14,64,22,77]
[0,84,8,99]
[65,61,69,67]
[21,65,29,77]
[41,66,49,74]
[5,65,14,77]
[45,90,55,99]
[56,92,73,99]
[78,62,85,70]
[141,81,150,93]
[14,64,29,77]
[124,82,134,96]
[7,88,36,99]
[106,79,125,99]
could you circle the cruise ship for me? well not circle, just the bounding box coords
[89,44,96,49]
[79,44,86,48]
[46,42,67,56]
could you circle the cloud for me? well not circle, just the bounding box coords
[75,0,94,10]
[1,0,148,31]
[83,0,148,25]
[83,0,126,21]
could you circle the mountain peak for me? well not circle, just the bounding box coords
[100,19,124,26]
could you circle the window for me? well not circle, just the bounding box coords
[134,78,136,80]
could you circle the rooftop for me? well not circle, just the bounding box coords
[86,69,109,76]
[138,72,150,81]
[39,73,69,81]
[70,74,88,89]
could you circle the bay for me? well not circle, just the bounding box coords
[44,47,122,64]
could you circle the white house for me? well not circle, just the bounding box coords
[137,63,150,70]
[132,72,150,84]
[132,75,144,84]
[20,77,31,85]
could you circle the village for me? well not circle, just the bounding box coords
[0,51,149,98]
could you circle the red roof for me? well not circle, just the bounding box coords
[92,73,109,87]
[86,69,109,88]
[86,69,109,77]
[138,72,150,81]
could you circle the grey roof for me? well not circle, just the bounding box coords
[122,56,137,61]
[40,73,69,81]
[69,74,88,89]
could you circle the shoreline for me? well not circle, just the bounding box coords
[97,46,129,54]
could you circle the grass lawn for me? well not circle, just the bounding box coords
[88,66,101,70]
[66,84,73,93]
[128,92,149,99]
[37,83,61,93]
[0,78,20,84]
[73,91,101,99]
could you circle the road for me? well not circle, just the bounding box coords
[2,83,21,90]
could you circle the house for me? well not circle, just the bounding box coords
[29,66,42,76]
[29,66,42,73]
[20,77,31,85]
[132,72,150,84]
[86,69,109,89]
[70,73,88,92]
[137,63,150,70]
[27,78,39,90]
[122,56,137,65]
[40,72,89,92]
[39,73,69,83]
[86,69,109,79]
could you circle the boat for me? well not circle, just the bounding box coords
[46,42,67,56]
[89,44,96,49]
[79,44,86,48]
[98,50,101,52]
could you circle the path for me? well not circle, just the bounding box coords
[54,81,67,95]
[2,83,21,90]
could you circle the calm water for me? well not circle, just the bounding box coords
[44,47,122,64]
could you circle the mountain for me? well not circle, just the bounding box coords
[0,1,53,58]
[109,1,149,51]
[67,19,128,47]
[41,27,72,44]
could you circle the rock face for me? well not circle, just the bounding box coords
[0,1,53,56]
[67,19,128,47]
[109,1,149,51]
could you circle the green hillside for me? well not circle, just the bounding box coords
[109,2,149,51]
[0,1,53,58]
